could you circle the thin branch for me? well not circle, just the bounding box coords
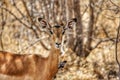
[0,6,31,29]
[101,12,120,19]
[10,0,30,25]
[0,5,4,50]
[92,38,116,50]
[12,0,25,18]
[109,0,120,8]
[10,16,26,22]
[30,0,34,20]
[18,36,50,54]
[101,25,115,42]
[0,6,41,39]
[115,17,120,80]
[81,5,89,17]
[21,0,41,38]
[21,0,33,24]
[21,0,52,51]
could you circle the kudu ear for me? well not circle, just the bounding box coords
[65,18,77,29]
[37,17,53,34]
[37,17,51,29]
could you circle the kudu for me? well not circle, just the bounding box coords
[0,17,77,80]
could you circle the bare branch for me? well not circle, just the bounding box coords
[81,5,89,17]
[0,6,31,29]
[115,17,120,79]
[101,25,115,42]
[0,6,41,38]
[12,0,25,18]
[21,0,33,24]
[92,38,116,50]
[18,36,50,54]
[0,6,5,50]
[109,0,120,8]
[21,0,41,37]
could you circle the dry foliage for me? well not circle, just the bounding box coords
[0,0,120,80]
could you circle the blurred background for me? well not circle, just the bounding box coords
[0,0,120,80]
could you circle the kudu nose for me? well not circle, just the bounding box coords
[55,43,61,48]
[56,43,61,46]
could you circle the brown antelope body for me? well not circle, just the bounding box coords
[0,17,77,80]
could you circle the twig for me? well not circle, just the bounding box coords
[18,36,50,54]
[21,0,50,51]
[101,25,115,42]
[0,6,40,38]
[30,0,34,19]
[115,17,120,80]
[81,5,88,17]
[21,0,41,37]
[0,5,4,50]
[0,6,31,29]
[21,0,33,24]
[92,38,116,50]
[10,16,26,22]
[12,0,25,18]
[109,0,120,8]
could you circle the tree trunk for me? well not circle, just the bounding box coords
[85,0,94,56]
[73,0,83,56]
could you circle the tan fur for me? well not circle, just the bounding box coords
[0,50,60,80]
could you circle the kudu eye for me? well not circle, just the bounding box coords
[42,26,46,28]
